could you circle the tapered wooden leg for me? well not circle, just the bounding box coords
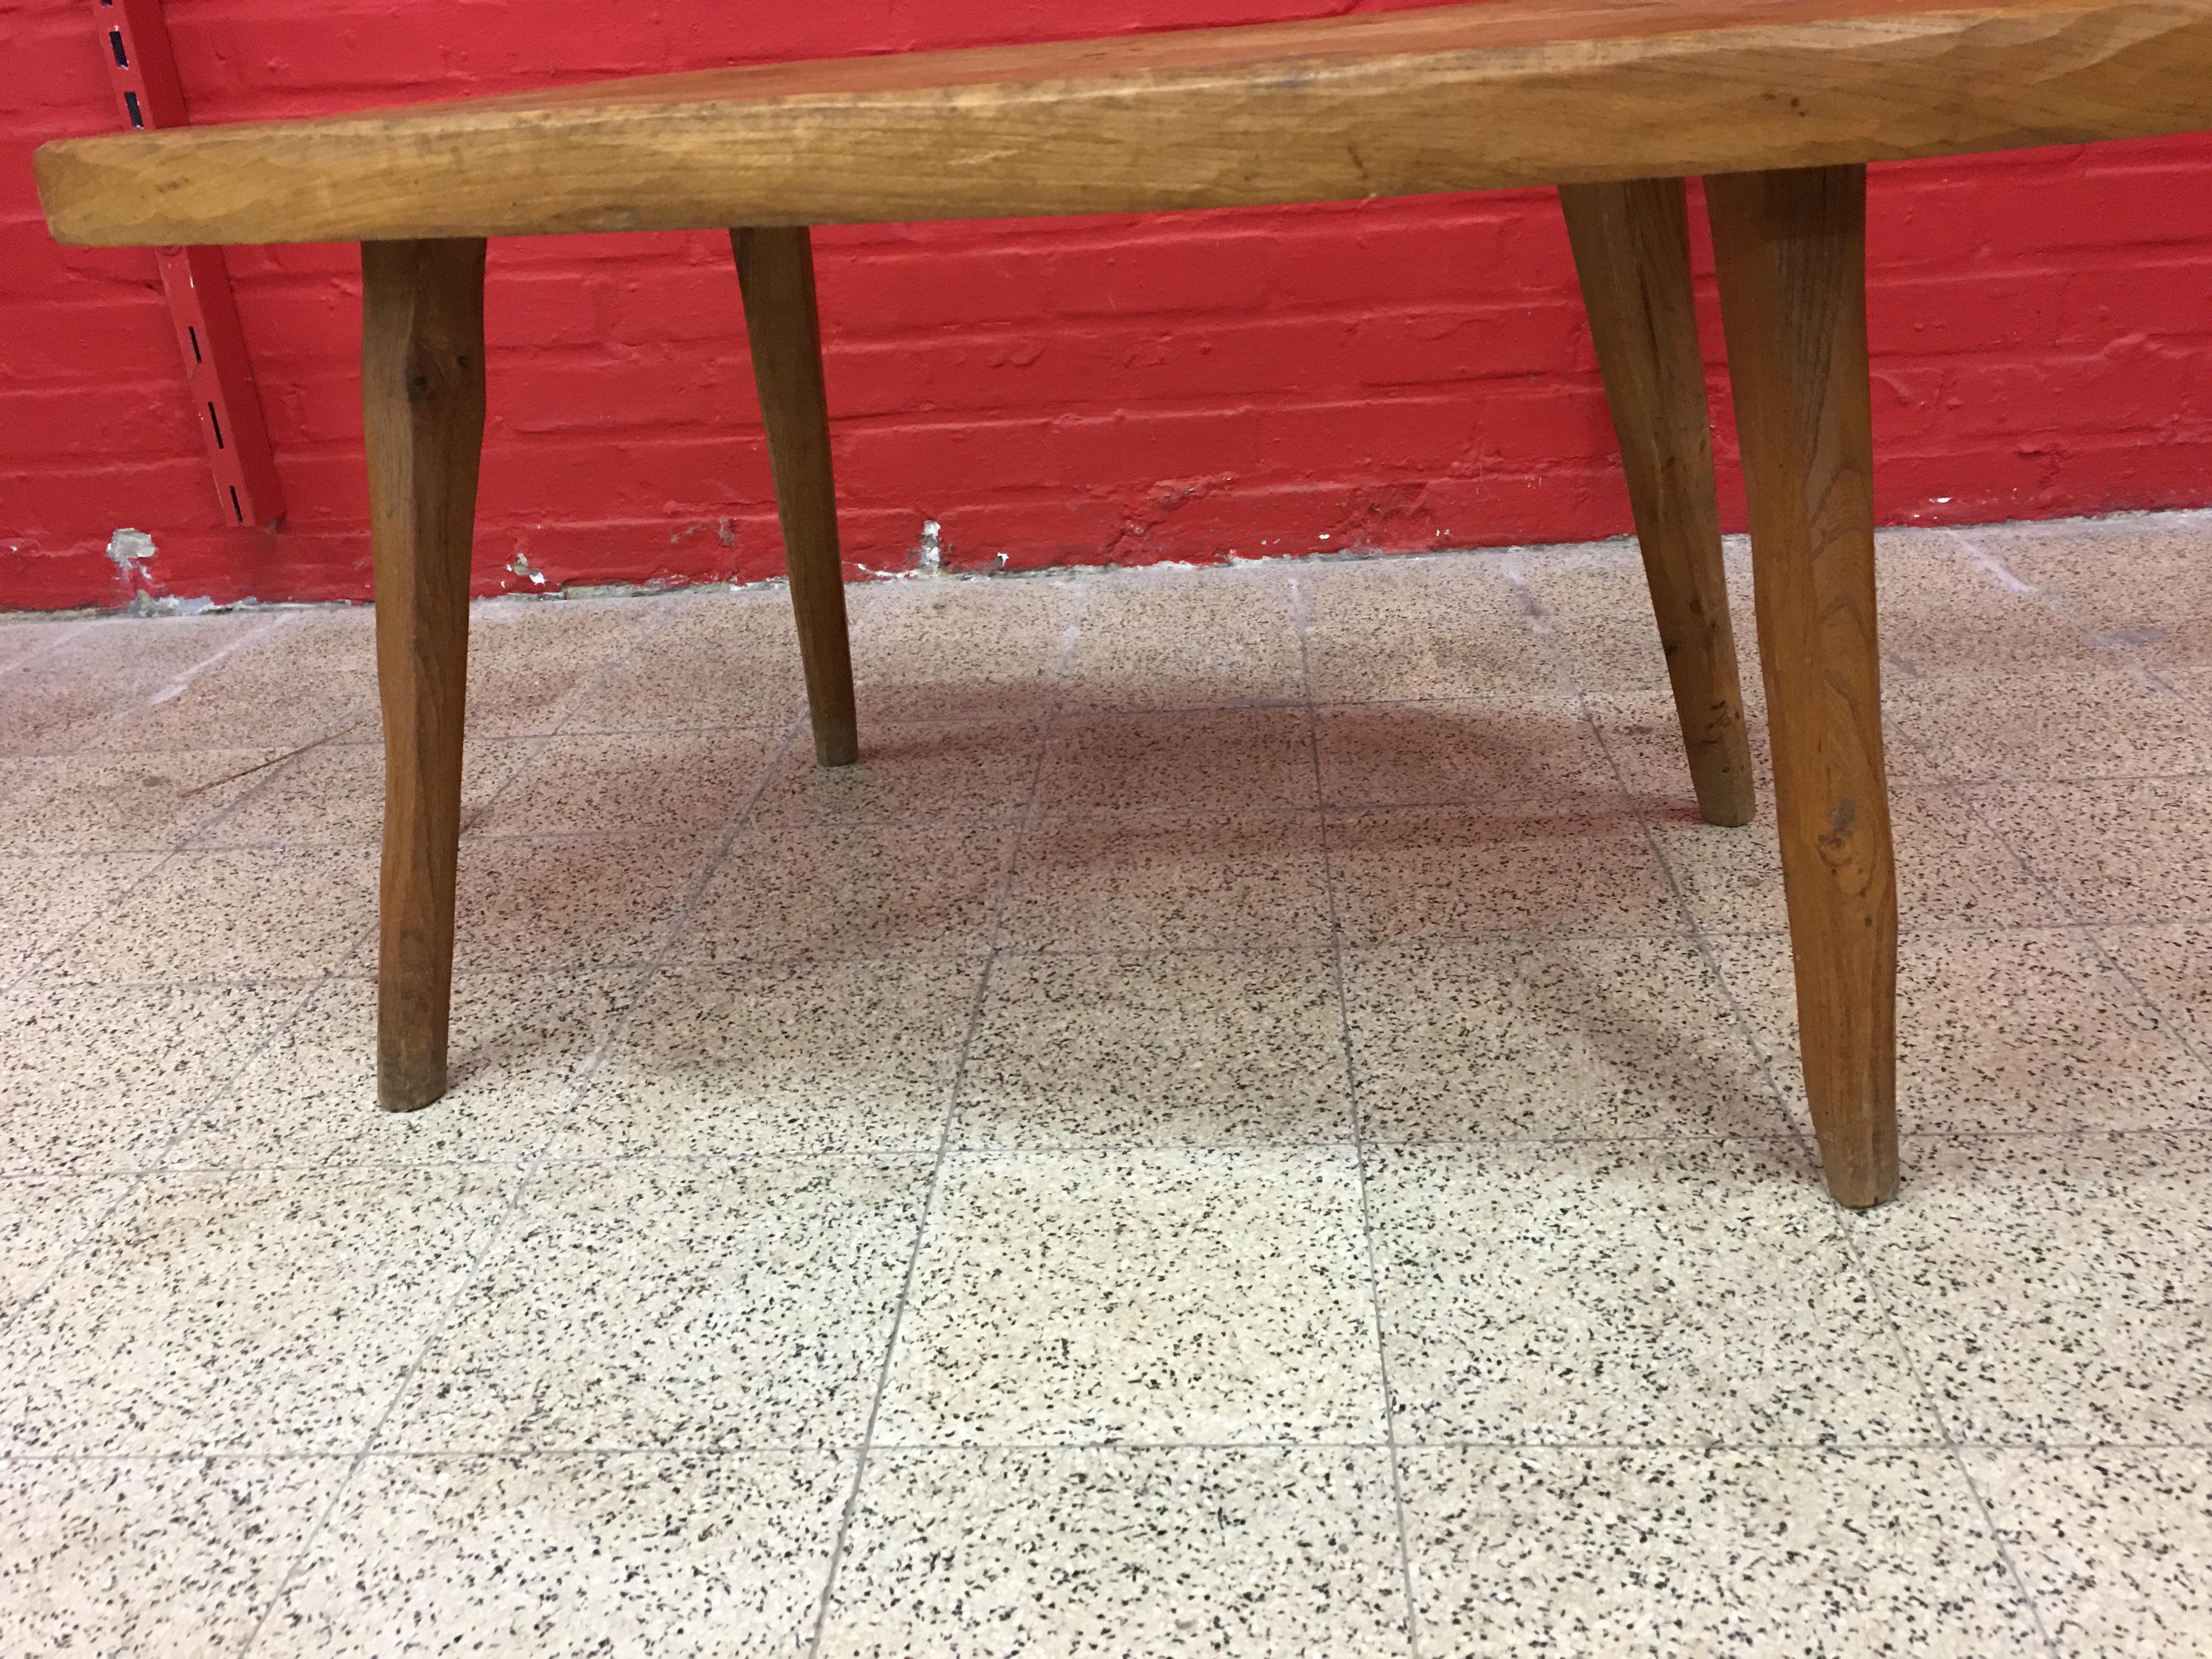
[1560,177,1755,828]
[732,225,859,768]
[1706,165,1897,1209]
[363,238,486,1113]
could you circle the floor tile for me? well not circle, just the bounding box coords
[1967,1446,2212,1658]
[0,748,284,852]
[1548,612,1718,696]
[0,980,303,1174]
[1367,1139,1936,1446]
[1971,776,2212,922]
[382,1158,928,1452]
[1852,1133,2212,1445]
[0,617,78,676]
[194,734,533,848]
[676,821,1012,961]
[957,949,1351,1148]
[49,848,377,982]
[821,1447,1410,1658]
[749,718,1040,826]
[445,831,714,972]
[0,1166,509,1454]
[1345,938,1784,1141]
[462,596,658,737]
[256,1451,850,1658]
[0,613,290,755]
[95,609,376,754]
[1517,539,1691,622]
[854,577,1079,723]
[166,972,631,1170]
[1314,697,1621,810]
[0,853,162,985]
[1713,930,2212,1136]
[1583,689,1774,812]
[2098,921,2212,1058]
[1875,533,2109,672]
[1887,661,2212,781]
[1039,707,1318,814]
[1325,806,1680,943]
[1303,555,1544,703]
[1974,512,2212,670]
[0,1174,132,1300]
[877,1149,1385,1445]
[1001,811,1331,949]
[470,729,782,836]
[1062,568,1303,710]
[1653,782,2051,935]
[0,1456,347,1658]
[0,754,40,808]
[1401,1446,2040,1658]
[2175,662,2212,715]
[558,588,805,733]
[8,526,2212,1645]
[564,957,980,1158]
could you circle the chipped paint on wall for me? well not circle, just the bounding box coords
[106,527,156,588]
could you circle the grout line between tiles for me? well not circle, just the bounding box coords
[1505,557,1818,1149]
[177,714,383,850]
[0,971,335,1332]
[0,616,93,681]
[1901,530,2180,1655]
[1826,1155,2066,1657]
[9,520,2212,1648]
[1892,534,2209,1071]
[1508,554,2069,1645]
[1294,569,1425,1659]
[0,845,194,996]
[232,697,813,1658]
[34,1122,2212,1187]
[1525,558,2074,1659]
[27,910,2199,1001]
[10,1435,2212,1468]
[1949,526,2212,711]
[229,1169,548,1658]
[800,581,1081,1659]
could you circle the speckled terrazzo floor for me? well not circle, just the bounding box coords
[2,511,2210,1657]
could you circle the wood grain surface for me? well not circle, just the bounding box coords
[1559,175,1757,829]
[364,238,486,1114]
[733,225,860,769]
[37,0,2212,245]
[1708,164,1899,1209]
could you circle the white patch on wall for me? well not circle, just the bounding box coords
[106,527,156,584]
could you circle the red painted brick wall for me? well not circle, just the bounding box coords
[5,1,2211,612]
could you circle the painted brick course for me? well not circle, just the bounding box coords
[3,0,2210,611]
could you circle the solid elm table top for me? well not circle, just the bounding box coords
[33,0,2212,248]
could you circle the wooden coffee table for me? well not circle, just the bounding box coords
[36,0,2212,1205]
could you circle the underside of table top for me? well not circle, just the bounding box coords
[35,0,2212,247]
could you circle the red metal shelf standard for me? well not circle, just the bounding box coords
[95,0,285,529]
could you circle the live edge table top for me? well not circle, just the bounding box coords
[33,0,2212,249]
